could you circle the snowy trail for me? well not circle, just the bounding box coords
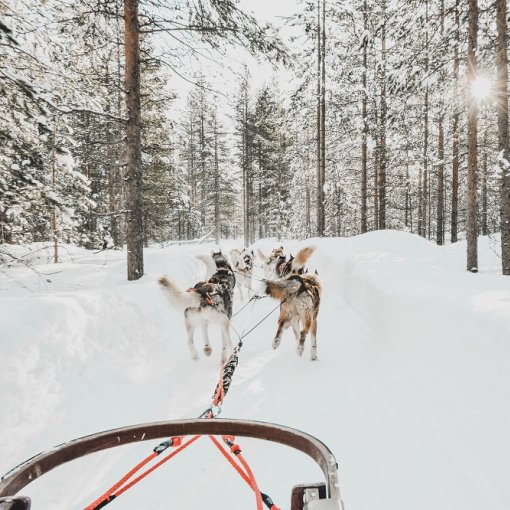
[1,233,509,509]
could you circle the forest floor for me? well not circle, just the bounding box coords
[1,231,509,510]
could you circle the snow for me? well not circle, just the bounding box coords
[1,232,509,509]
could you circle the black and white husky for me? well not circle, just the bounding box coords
[159,251,236,362]
[230,248,254,300]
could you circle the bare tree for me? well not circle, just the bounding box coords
[316,0,324,236]
[378,0,387,230]
[320,0,326,235]
[360,0,368,234]
[496,0,510,274]
[466,0,478,272]
[436,0,445,245]
[451,0,460,243]
[124,0,144,280]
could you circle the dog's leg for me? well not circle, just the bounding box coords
[273,320,284,350]
[202,322,212,357]
[310,315,318,361]
[291,318,300,343]
[238,280,244,301]
[298,314,312,357]
[273,304,291,350]
[220,318,233,363]
[184,312,199,361]
[273,318,288,350]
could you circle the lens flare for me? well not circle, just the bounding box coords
[471,76,492,100]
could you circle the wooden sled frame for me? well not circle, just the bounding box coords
[0,419,343,510]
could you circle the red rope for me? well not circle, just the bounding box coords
[208,435,263,510]
[208,435,252,486]
[84,435,201,510]
[238,452,264,510]
[83,452,158,510]
[83,347,278,509]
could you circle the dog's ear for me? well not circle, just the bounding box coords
[251,250,254,255]
[315,269,319,275]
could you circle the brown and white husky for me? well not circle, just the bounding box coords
[257,246,285,279]
[257,246,314,279]
[159,251,235,362]
[264,246,321,360]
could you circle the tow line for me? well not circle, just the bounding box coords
[85,294,282,510]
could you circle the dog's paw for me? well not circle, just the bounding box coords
[192,354,199,361]
[311,353,318,361]
[272,338,281,350]
[204,346,212,356]
[297,345,304,356]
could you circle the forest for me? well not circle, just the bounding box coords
[1,0,510,279]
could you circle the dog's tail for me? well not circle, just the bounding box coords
[257,248,269,262]
[265,278,303,301]
[195,254,216,281]
[291,246,316,273]
[159,276,201,310]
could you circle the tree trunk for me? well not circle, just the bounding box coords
[405,151,411,230]
[320,0,326,235]
[451,0,460,244]
[115,1,126,248]
[106,91,120,247]
[496,0,510,274]
[214,115,220,244]
[436,0,445,245]
[306,180,311,237]
[421,0,429,239]
[242,83,249,247]
[51,120,59,263]
[482,132,488,236]
[374,137,380,230]
[466,0,478,272]
[316,0,324,236]
[200,100,206,230]
[378,1,387,230]
[437,121,445,245]
[189,109,195,240]
[360,0,368,234]
[124,0,144,280]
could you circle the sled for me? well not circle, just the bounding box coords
[0,419,343,510]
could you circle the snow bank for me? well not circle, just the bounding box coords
[334,231,510,508]
[1,233,509,510]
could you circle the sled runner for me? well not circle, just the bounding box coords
[0,419,343,510]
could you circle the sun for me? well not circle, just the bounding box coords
[471,76,493,100]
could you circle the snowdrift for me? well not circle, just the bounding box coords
[1,232,509,509]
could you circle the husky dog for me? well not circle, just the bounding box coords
[264,246,321,360]
[159,251,236,362]
[230,248,254,300]
[258,246,313,279]
[257,246,285,279]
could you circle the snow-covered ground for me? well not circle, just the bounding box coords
[1,232,509,509]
